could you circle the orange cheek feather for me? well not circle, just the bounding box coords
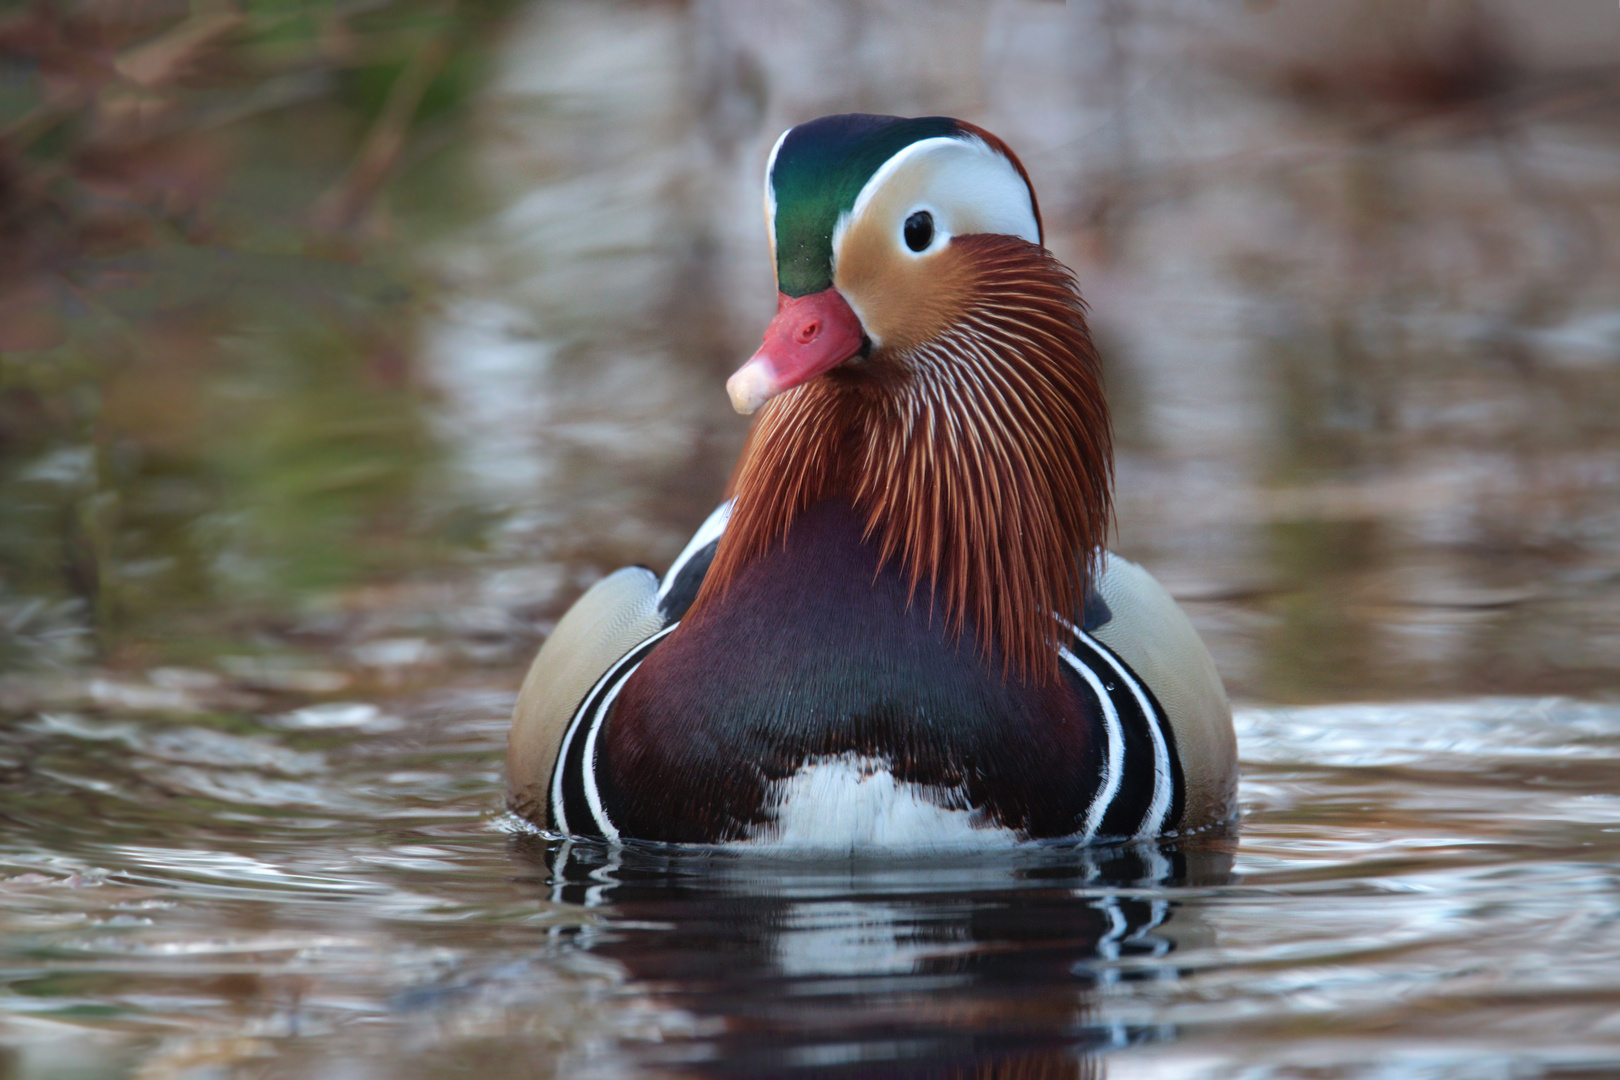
[834,213,977,358]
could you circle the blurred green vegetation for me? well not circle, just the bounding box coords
[0,0,521,670]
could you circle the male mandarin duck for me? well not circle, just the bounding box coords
[507,114,1236,850]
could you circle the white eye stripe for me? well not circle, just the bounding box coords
[842,134,1039,255]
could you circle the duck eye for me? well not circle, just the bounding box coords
[903,210,934,253]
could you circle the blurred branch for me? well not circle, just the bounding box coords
[313,31,452,234]
[114,5,247,89]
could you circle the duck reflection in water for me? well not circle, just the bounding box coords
[512,836,1235,1079]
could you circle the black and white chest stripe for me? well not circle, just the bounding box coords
[549,502,1185,843]
[549,502,731,838]
[1059,621,1185,840]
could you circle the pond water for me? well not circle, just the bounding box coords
[3,2,1620,1077]
[4,696,1620,1077]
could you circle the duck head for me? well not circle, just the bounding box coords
[703,114,1112,684]
[727,114,1044,414]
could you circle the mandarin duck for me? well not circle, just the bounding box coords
[507,114,1236,850]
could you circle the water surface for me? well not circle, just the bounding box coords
[4,695,1619,1077]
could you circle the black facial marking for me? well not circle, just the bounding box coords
[658,539,717,622]
[904,210,934,252]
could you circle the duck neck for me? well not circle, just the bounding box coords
[693,236,1113,684]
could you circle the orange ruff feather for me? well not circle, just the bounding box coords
[693,234,1112,685]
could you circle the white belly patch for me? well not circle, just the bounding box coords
[742,753,1023,853]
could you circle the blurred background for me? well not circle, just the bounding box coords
[4,0,1619,706]
[3,3,1620,1077]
